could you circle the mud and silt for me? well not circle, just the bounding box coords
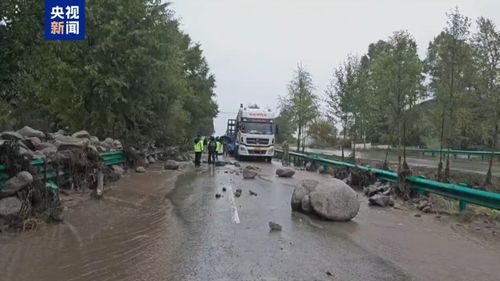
[1,162,500,281]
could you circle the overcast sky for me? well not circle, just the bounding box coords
[171,0,500,135]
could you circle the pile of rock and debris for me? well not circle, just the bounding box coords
[0,126,129,231]
[291,178,360,221]
[363,181,395,207]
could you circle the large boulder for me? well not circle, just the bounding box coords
[242,168,258,179]
[135,166,146,173]
[164,160,179,170]
[0,197,22,216]
[16,126,45,138]
[0,131,23,141]
[0,171,33,198]
[276,168,295,178]
[291,179,319,211]
[309,179,360,221]
[72,130,90,139]
[368,194,394,207]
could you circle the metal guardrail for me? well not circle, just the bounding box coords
[0,151,132,188]
[386,147,500,159]
[275,150,500,211]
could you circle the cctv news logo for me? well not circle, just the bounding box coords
[45,0,85,40]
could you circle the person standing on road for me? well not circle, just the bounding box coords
[282,140,289,166]
[207,136,217,164]
[215,137,222,160]
[193,135,204,167]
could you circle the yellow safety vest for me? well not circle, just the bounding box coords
[216,141,222,153]
[194,140,204,152]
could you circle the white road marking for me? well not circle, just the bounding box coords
[227,185,240,224]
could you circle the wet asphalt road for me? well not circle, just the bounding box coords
[1,159,500,281]
[168,165,408,281]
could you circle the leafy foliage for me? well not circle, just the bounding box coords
[0,0,218,146]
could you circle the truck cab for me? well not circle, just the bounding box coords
[234,104,275,161]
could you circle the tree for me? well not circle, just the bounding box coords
[472,17,500,184]
[326,55,363,161]
[0,0,218,146]
[426,8,473,180]
[282,64,319,153]
[370,31,424,172]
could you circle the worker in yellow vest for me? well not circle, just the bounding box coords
[193,135,204,166]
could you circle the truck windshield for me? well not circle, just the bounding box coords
[241,122,273,134]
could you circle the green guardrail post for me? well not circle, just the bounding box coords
[459,200,467,212]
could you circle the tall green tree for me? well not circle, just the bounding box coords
[426,8,473,180]
[282,64,319,153]
[472,17,500,184]
[326,55,361,161]
[370,31,424,172]
[0,0,218,146]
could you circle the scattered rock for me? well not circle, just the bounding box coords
[417,200,428,210]
[234,189,242,198]
[224,171,228,173]
[72,130,90,139]
[291,179,319,211]
[222,187,227,192]
[54,135,89,150]
[309,179,360,221]
[326,271,334,277]
[1,131,24,141]
[135,166,146,173]
[268,221,282,231]
[364,184,385,197]
[368,194,394,207]
[414,213,422,217]
[276,168,295,178]
[27,137,42,148]
[16,126,45,138]
[112,165,125,176]
[147,156,156,164]
[422,206,432,213]
[0,171,33,198]
[164,160,179,170]
[215,161,226,167]
[0,197,22,216]
[89,136,99,143]
[112,139,123,150]
[234,162,241,167]
[215,193,222,199]
[243,168,258,179]
[249,190,257,196]
[318,166,326,174]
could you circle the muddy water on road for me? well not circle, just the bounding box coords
[0,165,191,281]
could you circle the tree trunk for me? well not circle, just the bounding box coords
[341,117,347,161]
[296,123,301,153]
[486,120,499,185]
[437,108,446,181]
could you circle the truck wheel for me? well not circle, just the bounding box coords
[267,157,272,163]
